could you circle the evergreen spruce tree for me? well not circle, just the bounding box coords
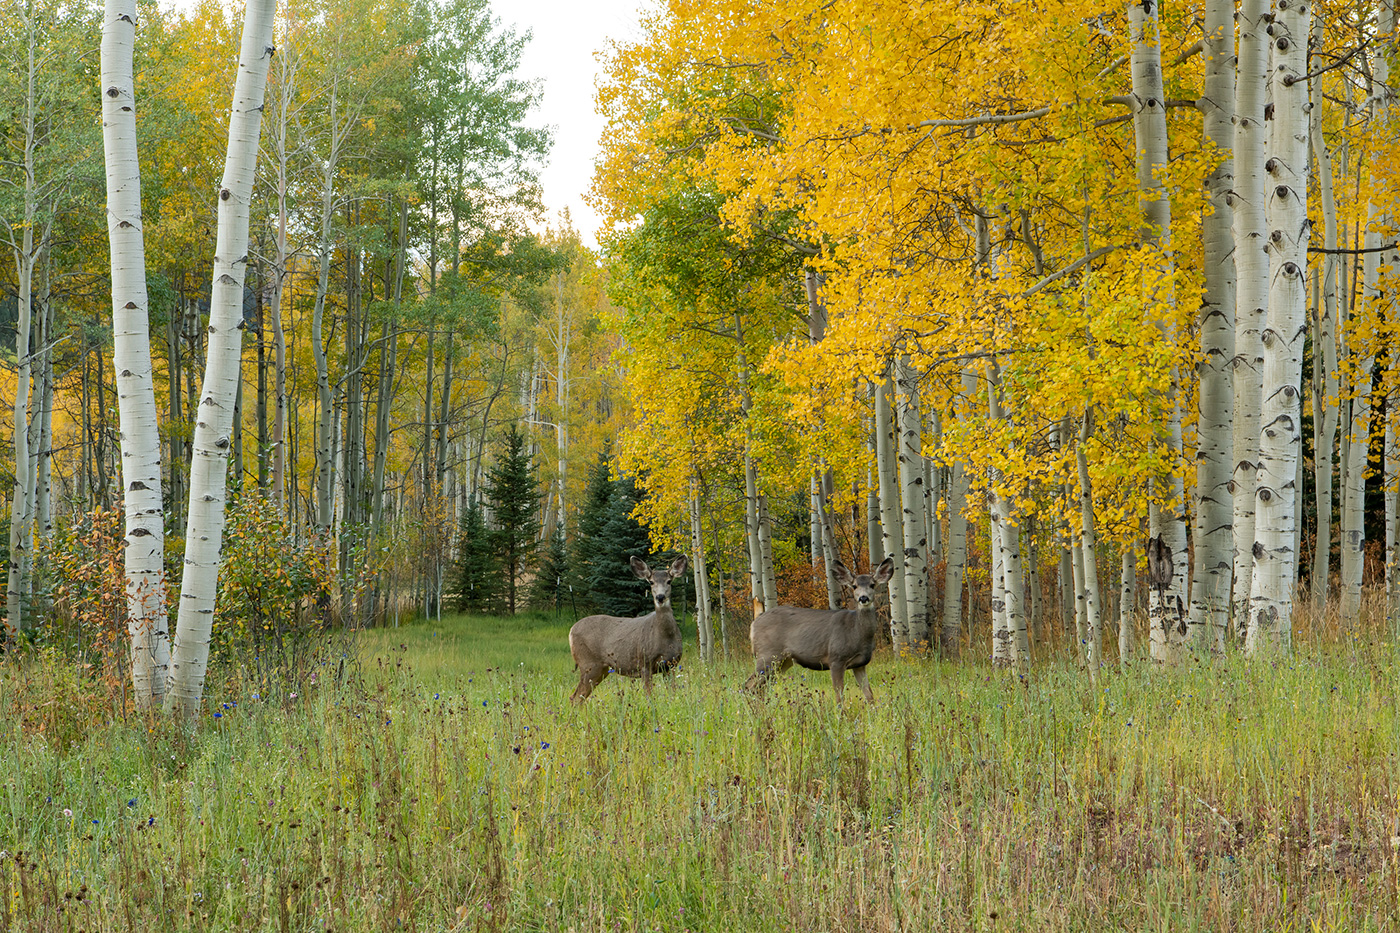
[570,448,613,596]
[588,475,654,616]
[452,497,501,614]
[530,521,569,612]
[484,424,542,614]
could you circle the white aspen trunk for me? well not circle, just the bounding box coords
[809,474,822,567]
[1077,410,1103,677]
[689,489,712,661]
[942,436,970,657]
[926,410,943,570]
[1071,524,1087,647]
[987,364,1029,669]
[815,471,840,609]
[34,302,53,549]
[165,0,277,716]
[269,29,293,515]
[1387,417,1399,621]
[102,0,169,705]
[1246,0,1311,654]
[1311,14,1340,611]
[1340,3,1393,623]
[895,357,930,649]
[1119,548,1136,663]
[990,515,1011,666]
[1130,0,1188,661]
[1232,0,1271,634]
[312,162,335,535]
[743,446,764,616]
[1187,0,1236,654]
[866,459,882,570]
[874,373,909,645]
[757,492,778,610]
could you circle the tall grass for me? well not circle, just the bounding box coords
[2,608,1399,931]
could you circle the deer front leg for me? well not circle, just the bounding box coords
[852,666,875,703]
[642,666,654,694]
[829,664,846,702]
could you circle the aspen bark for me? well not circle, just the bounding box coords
[1246,0,1311,654]
[815,471,841,610]
[166,0,277,716]
[103,0,170,705]
[987,364,1029,669]
[1077,410,1103,677]
[990,515,1011,666]
[1231,0,1271,632]
[941,418,971,657]
[1119,548,1136,662]
[895,357,930,649]
[874,372,909,644]
[1130,0,1189,661]
[1340,4,1394,623]
[1310,14,1340,611]
[1187,0,1235,654]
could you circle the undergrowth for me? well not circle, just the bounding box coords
[1,608,1398,931]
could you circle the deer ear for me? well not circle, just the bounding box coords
[873,556,896,584]
[832,561,855,586]
[669,555,689,578]
[629,556,652,580]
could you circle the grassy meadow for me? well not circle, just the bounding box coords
[3,607,1400,932]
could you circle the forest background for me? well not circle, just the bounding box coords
[2,0,1400,707]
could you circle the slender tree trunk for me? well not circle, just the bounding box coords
[942,386,972,657]
[1077,409,1103,678]
[1187,0,1236,654]
[875,372,909,643]
[1232,0,1271,635]
[1340,2,1393,623]
[1119,548,1136,663]
[896,357,930,649]
[1130,0,1188,661]
[987,363,1029,669]
[166,0,277,716]
[102,0,170,704]
[815,471,840,609]
[1246,0,1311,654]
[1311,15,1340,612]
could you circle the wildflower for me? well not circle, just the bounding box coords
[91,819,99,825]
[434,693,440,700]
[222,703,231,710]
[63,809,72,818]
[214,713,223,719]
[290,693,298,699]
[540,742,550,750]
[127,799,137,808]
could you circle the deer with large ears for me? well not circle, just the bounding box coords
[568,555,688,702]
[745,556,896,702]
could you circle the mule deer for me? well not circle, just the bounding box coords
[745,556,896,702]
[568,555,688,702]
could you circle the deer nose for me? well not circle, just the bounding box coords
[858,595,871,604]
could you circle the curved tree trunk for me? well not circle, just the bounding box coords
[166,0,277,716]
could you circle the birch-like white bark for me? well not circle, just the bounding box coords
[1246,0,1311,654]
[1187,0,1235,653]
[1310,13,1341,612]
[942,383,972,657]
[1231,0,1271,633]
[103,0,170,705]
[1119,548,1136,663]
[1340,3,1394,623]
[166,0,277,716]
[896,357,930,649]
[1130,0,1189,661]
[874,373,909,643]
[987,363,1029,669]
[1077,410,1103,678]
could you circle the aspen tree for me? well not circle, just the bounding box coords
[1129,0,1189,661]
[1310,13,1341,611]
[1077,409,1103,677]
[1246,0,1311,654]
[166,0,277,716]
[988,363,1029,669]
[102,0,169,705]
[875,372,910,644]
[1341,2,1393,622]
[1187,0,1236,653]
[896,355,931,649]
[1232,0,1271,631]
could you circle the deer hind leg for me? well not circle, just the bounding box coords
[745,656,790,693]
[852,665,875,703]
[571,666,605,702]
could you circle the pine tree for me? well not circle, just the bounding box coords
[569,449,613,598]
[588,474,654,616]
[530,521,569,612]
[484,424,541,614]
[452,497,501,614]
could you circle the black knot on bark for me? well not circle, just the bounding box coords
[106,86,120,98]
[129,526,152,536]
[1270,229,1284,243]
[219,188,231,201]
[1277,37,1289,51]
[1283,262,1300,276]
[129,481,149,491]
[215,436,230,449]
[1253,541,1266,559]
[1259,488,1273,503]
[1275,185,1290,199]
[1265,157,1279,173]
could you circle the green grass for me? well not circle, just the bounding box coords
[3,612,1400,931]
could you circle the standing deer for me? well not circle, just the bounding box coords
[745,556,896,702]
[568,555,688,702]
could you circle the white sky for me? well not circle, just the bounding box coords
[489,0,646,249]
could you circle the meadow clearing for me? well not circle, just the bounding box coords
[2,607,1399,932]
